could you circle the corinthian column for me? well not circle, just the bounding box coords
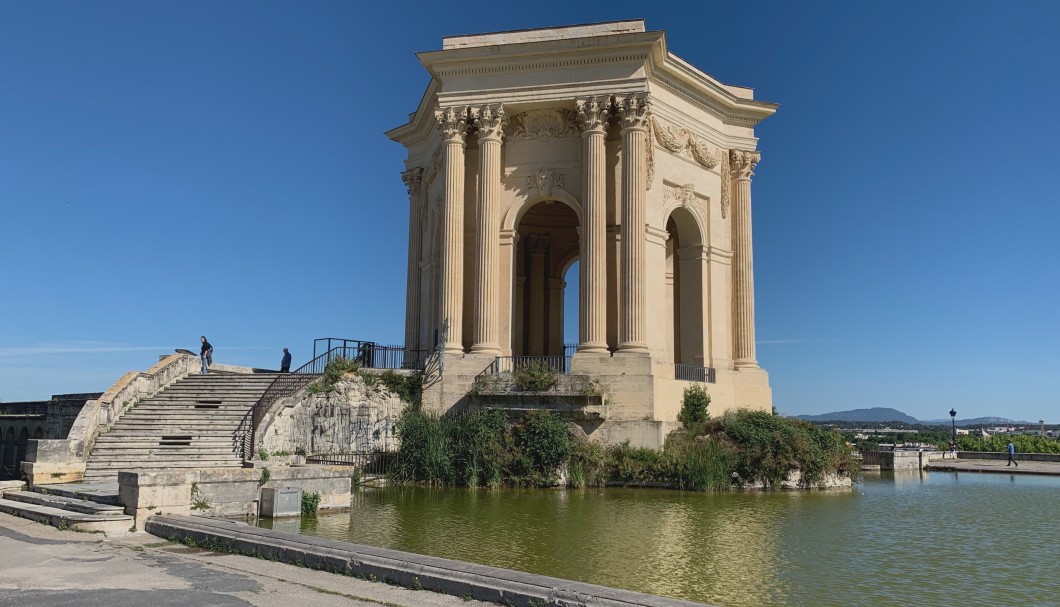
[401,167,424,358]
[471,104,506,355]
[617,93,651,353]
[575,96,610,354]
[436,106,468,354]
[730,150,761,369]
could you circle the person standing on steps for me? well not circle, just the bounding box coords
[200,335,213,375]
[1007,440,1019,467]
[280,347,292,373]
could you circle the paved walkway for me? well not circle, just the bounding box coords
[926,458,1060,476]
[0,512,493,607]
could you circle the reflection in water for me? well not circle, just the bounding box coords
[257,473,1060,607]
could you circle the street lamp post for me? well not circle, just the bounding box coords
[949,408,957,442]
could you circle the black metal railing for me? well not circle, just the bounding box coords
[306,452,394,476]
[563,342,578,358]
[313,337,427,370]
[674,363,717,383]
[492,355,571,375]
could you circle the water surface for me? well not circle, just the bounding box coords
[259,472,1060,606]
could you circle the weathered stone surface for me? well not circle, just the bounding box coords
[259,374,407,455]
[120,466,353,529]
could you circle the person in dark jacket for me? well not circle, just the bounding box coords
[280,348,292,373]
[200,336,213,374]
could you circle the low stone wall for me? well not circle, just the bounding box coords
[119,465,354,529]
[861,450,928,470]
[146,515,715,607]
[957,451,1060,463]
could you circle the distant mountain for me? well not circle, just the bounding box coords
[793,408,1032,426]
[795,407,919,424]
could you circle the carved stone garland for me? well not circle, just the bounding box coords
[507,108,580,142]
[650,116,720,169]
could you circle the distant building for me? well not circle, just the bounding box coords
[0,393,99,478]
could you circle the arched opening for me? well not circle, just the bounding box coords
[33,427,44,439]
[0,427,11,478]
[665,208,706,366]
[563,260,580,356]
[512,200,580,357]
[15,428,29,477]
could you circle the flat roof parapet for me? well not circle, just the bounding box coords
[441,19,646,50]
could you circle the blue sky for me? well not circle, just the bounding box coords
[1,2,1057,422]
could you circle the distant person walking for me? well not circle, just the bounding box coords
[280,348,292,373]
[1007,440,1019,467]
[200,336,213,375]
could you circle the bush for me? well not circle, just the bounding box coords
[301,491,321,516]
[307,357,361,394]
[390,407,857,491]
[956,434,1060,454]
[721,410,857,486]
[513,362,558,391]
[678,384,711,428]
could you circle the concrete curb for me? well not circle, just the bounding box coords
[146,515,715,607]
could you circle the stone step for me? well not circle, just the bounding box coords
[5,490,127,516]
[34,482,121,505]
[85,459,241,468]
[0,498,134,534]
[85,444,240,453]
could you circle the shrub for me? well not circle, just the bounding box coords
[678,384,711,428]
[513,362,557,392]
[307,357,361,394]
[956,434,1060,454]
[301,491,321,516]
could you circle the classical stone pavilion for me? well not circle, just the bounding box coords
[387,20,777,445]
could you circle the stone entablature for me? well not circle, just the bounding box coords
[387,21,777,443]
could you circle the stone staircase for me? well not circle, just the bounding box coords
[0,481,133,534]
[82,372,282,482]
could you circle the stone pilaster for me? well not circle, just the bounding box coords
[617,93,651,353]
[436,106,469,354]
[575,96,610,353]
[730,149,761,369]
[401,167,424,357]
[471,104,506,355]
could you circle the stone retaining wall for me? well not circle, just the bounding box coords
[119,465,353,529]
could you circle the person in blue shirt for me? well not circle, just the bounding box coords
[280,347,292,373]
[1007,440,1019,467]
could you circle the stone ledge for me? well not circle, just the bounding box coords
[146,515,716,607]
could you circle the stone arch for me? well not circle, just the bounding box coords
[33,426,44,439]
[510,196,581,357]
[501,189,583,233]
[14,427,29,478]
[0,426,11,478]
[664,206,707,366]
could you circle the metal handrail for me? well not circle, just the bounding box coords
[493,355,571,375]
[313,337,426,370]
[674,363,717,383]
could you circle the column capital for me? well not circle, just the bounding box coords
[472,104,507,142]
[401,167,424,196]
[575,95,611,134]
[436,106,469,143]
[617,93,651,132]
[730,150,761,180]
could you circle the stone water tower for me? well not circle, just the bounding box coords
[387,20,777,446]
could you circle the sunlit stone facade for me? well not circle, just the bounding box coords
[387,20,776,446]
